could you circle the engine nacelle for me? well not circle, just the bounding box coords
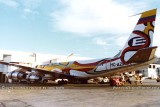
[7,71,26,80]
[26,74,42,82]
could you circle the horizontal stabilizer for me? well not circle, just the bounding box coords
[127,46,157,63]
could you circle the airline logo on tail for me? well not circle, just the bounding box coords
[128,37,146,47]
[120,9,157,64]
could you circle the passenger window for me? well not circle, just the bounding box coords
[149,65,151,68]
[153,65,155,69]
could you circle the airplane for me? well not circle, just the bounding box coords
[0,9,158,84]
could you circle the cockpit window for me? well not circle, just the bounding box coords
[153,65,155,69]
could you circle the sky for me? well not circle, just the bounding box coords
[0,0,160,59]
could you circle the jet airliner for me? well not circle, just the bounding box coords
[0,9,157,84]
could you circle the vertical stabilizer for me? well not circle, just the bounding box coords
[120,9,157,64]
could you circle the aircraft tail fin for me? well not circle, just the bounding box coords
[119,9,157,64]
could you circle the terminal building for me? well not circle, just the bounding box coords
[147,61,160,79]
[134,58,160,79]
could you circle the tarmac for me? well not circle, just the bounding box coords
[0,79,160,107]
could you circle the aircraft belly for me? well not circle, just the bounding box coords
[70,70,89,77]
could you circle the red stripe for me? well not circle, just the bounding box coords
[137,18,155,24]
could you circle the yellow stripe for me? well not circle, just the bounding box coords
[141,9,157,18]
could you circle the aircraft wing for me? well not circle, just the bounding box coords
[0,61,76,79]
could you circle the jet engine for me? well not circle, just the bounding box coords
[7,71,26,80]
[26,74,42,82]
